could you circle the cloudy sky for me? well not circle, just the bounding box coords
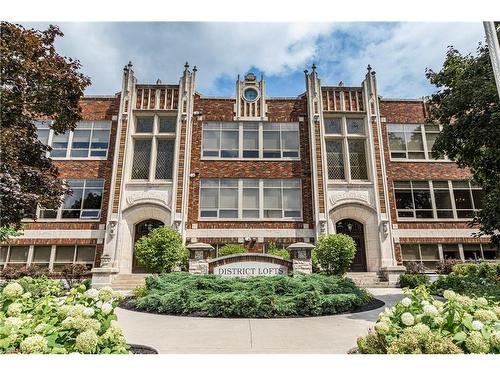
[27,22,485,98]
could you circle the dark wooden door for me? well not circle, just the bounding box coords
[335,219,367,272]
[133,219,164,273]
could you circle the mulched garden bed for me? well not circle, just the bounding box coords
[129,344,158,354]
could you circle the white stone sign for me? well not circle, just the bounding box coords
[213,261,288,278]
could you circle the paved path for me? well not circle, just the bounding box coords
[116,288,403,354]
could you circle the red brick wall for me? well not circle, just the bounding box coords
[17,97,120,266]
[187,97,313,249]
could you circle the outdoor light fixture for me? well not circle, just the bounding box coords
[346,222,353,232]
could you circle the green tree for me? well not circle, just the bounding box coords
[0,22,90,228]
[134,227,188,273]
[314,234,356,275]
[425,26,500,245]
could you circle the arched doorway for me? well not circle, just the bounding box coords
[335,219,367,271]
[133,219,164,273]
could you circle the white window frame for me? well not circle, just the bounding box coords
[401,243,441,269]
[324,116,370,182]
[394,180,482,221]
[35,120,112,160]
[199,178,303,221]
[201,121,300,160]
[37,179,105,221]
[387,123,450,162]
[130,114,177,182]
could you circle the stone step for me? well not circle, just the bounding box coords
[345,272,389,288]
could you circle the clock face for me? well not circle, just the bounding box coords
[243,88,258,102]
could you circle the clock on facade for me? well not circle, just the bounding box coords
[243,88,258,102]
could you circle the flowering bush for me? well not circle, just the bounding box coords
[357,285,500,354]
[0,278,128,354]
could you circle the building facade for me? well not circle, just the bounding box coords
[1,62,497,282]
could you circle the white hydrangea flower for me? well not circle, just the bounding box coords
[83,307,95,317]
[443,290,456,300]
[75,330,99,353]
[7,302,23,317]
[20,335,48,354]
[375,321,390,335]
[85,288,99,301]
[384,307,394,317]
[423,304,438,317]
[471,320,484,331]
[421,300,430,306]
[401,297,412,307]
[21,292,32,299]
[2,282,23,299]
[5,317,23,328]
[432,300,444,309]
[476,297,488,305]
[401,312,415,326]
[434,316,445,326]
[98,287,114,302]
[96,301,103,308]
[101,302,113,315]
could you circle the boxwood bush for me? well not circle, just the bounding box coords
[314,234,356,275]
[129,272,371,318]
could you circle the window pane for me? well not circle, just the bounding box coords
[76,246,96,263]
[203,130,220,154]
[463,244,482,260]
[420,244,439,260]
[33,246,51,262]
[324,118,341,134]
[348,139,368,180]
[263,131,280,149]
[201,188,218,209]
[282,130,299,151]
[36,128,50,145]
[283,189,301,210]
[131,139,152,179]
[50,132,69,157]
[326,140,345,180]
[155,139,175,179]
[0,246,8,264]
[442,244,460,259]
[395,190,413,210]
[220,188,238,208]
[264,189,282,209]
[472,189,483,210]
[425,132,439,159]
[243,210,259,219]
[55,246,75,262]
[9,246,29,262]
[136,117,154,133]
[347,119,364,134]
[243,130,259,150]
[90,129,110,151]
[243,189,259,209]
[82,188,103,210]
[219,210,238,218]
[221,130,239,158]
[401,244,419,261]
[63,187,83,210]
[405,124,424,151]
[40,209,58,219]
[71,129,91,151]
[159,117,176,133]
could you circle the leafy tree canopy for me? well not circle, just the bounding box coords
[0,22,90,228]
[426,26,500,245]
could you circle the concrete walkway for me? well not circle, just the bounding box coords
[116,288,403,354]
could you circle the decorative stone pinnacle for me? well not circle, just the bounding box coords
[193,66,198,72]
[304,69,309,74]
[367,64,372,71]
[339,80,344,87]
[311,63,317,72]
[184,62,189,70]
[156,78,162,84]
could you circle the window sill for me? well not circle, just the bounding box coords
[21,218,102,223]
[390,159,453,163]
[126,180,173,186]
[51,157,108,161]
[327,180,372,185]
[396,218,475,223]
[197,218,303,222]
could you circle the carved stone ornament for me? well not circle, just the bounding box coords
[126,190,170,207]
[330,190,370,206]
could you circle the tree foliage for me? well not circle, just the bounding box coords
[425,27,500,245]
[217,244,247,257]
[0,22,90,228]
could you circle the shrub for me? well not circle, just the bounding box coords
[357,285,500,354]
[314,234,356,275]
[60,264,91,288]
[0,278,128,354]
[311,249,320,273]
[266,242,289,259]
[436,258,462,275]
[134,226,188,273]
[404,261,427,274]
[399,273,430,289]
[0,265,51,280]
[131,272,370,318]
[430,261,500,301]
[217,244,247,257]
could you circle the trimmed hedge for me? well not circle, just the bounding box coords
[399,273,430,289]
[217,244,247,257]
[130,272,371,318]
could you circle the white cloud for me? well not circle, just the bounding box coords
[25,22,485,98]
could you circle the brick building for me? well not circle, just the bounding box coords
[1,62,496,282]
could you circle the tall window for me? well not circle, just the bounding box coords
[394,180,482,220]
[324,117,368,181]
[388,123,445,160]
[34,120,111,159]
[39,179,105,220]
[131,115,176,180]
[200,179,302,220]
[202,122,299,159]
[401,244,440,269]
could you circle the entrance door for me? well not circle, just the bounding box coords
[335,219,367,272]
[133,219,164,273]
